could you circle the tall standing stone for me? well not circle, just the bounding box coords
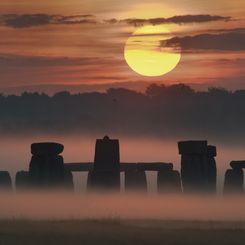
[64,169,74,191]
[223,168,244,194]
[88,136,120,191]
[178,140,217,194]
[0,171,12,190]
[15,171,30,190]
[206,145,217,193]
[29,142,65,189]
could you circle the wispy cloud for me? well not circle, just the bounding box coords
[0,14,231,28]
[0,14,97,28]
[105,14,231,26]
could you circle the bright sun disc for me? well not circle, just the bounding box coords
[124,25,181,77]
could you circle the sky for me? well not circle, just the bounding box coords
[0,0,244,93]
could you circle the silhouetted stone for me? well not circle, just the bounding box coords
[178,141,207,155]
[29,142,65,189]
[207,145,217,157]
[206,145,217,193]
[15,171,30,190]
[157,170,182,193]
[223,169,244,194]
[125,170,147,192]
[31,142,64,156]
[0,171,12,190]
[178,141,217,194]
[94,136,120,172]
[88,170,120,191]
[230,161,245,169]
[88,136,120,191]
[63,169,74,190]
[137,162,173,171]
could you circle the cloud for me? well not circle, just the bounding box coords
[0,14,231,28]
[105,14,231,26]
[163,31,245,51]
[0,14,97,28]
[0,53,101,66]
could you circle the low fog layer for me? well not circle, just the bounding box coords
[0,192,245,221]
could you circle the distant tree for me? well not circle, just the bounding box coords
[166,84,195,95]
[207,87,230,96]
[145,84,166,97]
[146,83,194,97]
[53,91,71,98]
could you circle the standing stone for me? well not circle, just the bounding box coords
[206,145,217,193]
[223,168,244,194]
[29,142,65,189]
[15,171,30,190]
[88,136,120,191]
[157,170,182,193]
[125,168,147,192]
[63,169,74,191]
[0,171,12,190]
[178,141,217,194]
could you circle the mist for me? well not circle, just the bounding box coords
[0,134,245,193]
[0,192,245,221]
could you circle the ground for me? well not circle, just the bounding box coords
[1,220,245,245]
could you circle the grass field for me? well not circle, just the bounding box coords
[1,220,245,245]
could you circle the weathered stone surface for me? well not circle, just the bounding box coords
[223,169,244,194]
[94,136,120,172]
[29,155,65,188]
[0,171,12,189]
[157,170,182,193]
[15,171,30,190]
[137,163,173,171]
[179,141,217,194]
[230,161,245,169]
[31,142,64,156]
[181,154,204,192]
[87,170,120,191]
[63,169,74,190]
[207,145,217,157]
[206,155,217,193]
[88,136,121,191]
[178,141,207,155]
[125,170,147,191]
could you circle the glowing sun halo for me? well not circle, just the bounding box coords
[124,25,181,77]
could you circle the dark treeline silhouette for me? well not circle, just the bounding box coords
[0,83,245,141]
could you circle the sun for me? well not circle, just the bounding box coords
[124,25,181,77]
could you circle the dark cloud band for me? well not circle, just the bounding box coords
[105,14,231,26]
[163,30,245,51]
[0,14,97,28]
[0,14,231,28]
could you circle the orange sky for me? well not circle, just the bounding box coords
[0,0,244,93]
